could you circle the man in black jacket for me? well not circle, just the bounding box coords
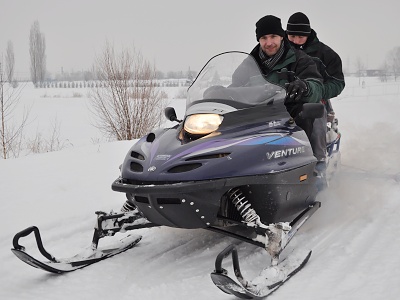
[286,12,345,168]
[232,15,324,140]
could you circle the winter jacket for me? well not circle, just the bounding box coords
[232,39,324,117]
[290,29,345,100]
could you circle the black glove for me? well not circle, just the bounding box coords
[285,79,309,102]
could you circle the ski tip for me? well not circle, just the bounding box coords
[11,248,64,274]
[210,248,314,299]
[210,272,254,299]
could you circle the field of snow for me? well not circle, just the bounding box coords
[1,77,399,300]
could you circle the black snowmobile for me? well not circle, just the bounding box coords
[11,52,341,299]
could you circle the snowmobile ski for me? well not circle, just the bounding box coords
[211,246,312,299]
[10,210,157,273]
[210,201,320,298]
[11,225,142,274]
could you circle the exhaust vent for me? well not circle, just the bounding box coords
[157,198,181,205]
[135,196,149,203]
[131,151,145,160]
[130,162,143,172]
[168,163,202,173]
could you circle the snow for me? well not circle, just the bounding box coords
[1,77,400,300]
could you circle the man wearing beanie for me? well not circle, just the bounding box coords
[287,12,345,175]
[232,15,324,158]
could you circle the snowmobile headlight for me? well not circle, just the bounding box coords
[184,114,223,135]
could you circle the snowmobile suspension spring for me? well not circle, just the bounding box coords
[229,188,259,223]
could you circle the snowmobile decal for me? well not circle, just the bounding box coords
[268,120,281,127]
[266,146,306,159]
[174,134,303,161]
[155,154,171,161]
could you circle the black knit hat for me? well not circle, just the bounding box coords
[286,12,311,36]
[255,15,285,41]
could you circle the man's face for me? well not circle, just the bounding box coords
[259,34,283,56]
[287,35,308,46]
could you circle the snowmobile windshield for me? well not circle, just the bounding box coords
[186,52,286,111]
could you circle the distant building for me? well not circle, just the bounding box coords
[366,69,384,77]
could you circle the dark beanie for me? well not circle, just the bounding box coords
[286,12,311,36]
[255,15,285,41]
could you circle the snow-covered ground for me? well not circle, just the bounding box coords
[1,77,400,300]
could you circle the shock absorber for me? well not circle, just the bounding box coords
[228,188,260,224]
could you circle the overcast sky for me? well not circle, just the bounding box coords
[1,0,399,78]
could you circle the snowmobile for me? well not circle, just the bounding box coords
[11,51,341,299]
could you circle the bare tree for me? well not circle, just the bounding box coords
[26,117,71,154]
[0,62,28,159]
[90,42,167,140]
[29,20,46,85]
[379,61,390,82]
[386,47,400,81]
[5,41,15,84]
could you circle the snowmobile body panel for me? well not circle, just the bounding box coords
[120,105,314,181]
[113,162,317,228]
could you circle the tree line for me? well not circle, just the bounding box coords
[2,20,400,85]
